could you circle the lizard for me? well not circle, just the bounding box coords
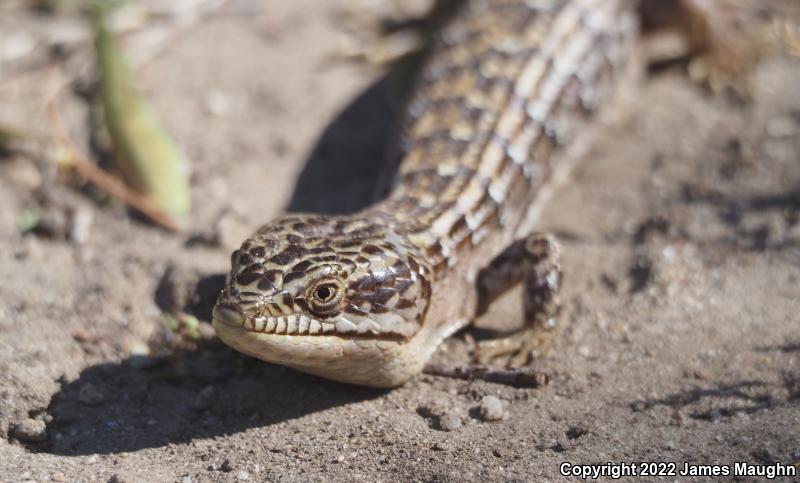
[212,0,751,387]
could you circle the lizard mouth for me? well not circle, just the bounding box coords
[213,302,406,340]
[214,302,337,336]
[212,302,416,388]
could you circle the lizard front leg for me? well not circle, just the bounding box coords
[473,233,562,368]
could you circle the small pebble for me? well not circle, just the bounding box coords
[52,472,66,482]
[236,470,250,481]
[11,418,48,443]
[79,383,105,406]
[417,400,447,419]
[432,441,450,451]
[220,459,234,472]
[193,385,218,411]
[69,206,94,244]
[438,411,462,431]
[479,395,507,422]
[181,477,192,483]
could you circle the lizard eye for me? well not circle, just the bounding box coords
[307,277,344,312]
[316,285,334,301]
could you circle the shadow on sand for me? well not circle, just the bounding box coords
[39,341,385,455]
[286,75,404,215]
[630,341,800,422]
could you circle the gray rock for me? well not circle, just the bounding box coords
[479,396,507,421]
[438,411,462,431]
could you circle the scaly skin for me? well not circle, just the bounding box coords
[213,0,641,387]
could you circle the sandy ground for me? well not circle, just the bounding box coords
[0,1,798,481]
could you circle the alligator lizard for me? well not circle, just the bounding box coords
[212,0,743,387]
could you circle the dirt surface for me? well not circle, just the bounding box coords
[1,1,799,481]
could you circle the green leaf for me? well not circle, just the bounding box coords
[93,4,191,220]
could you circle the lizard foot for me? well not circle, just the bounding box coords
[472,233,562,368]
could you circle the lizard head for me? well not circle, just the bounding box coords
[212,214,433,387]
